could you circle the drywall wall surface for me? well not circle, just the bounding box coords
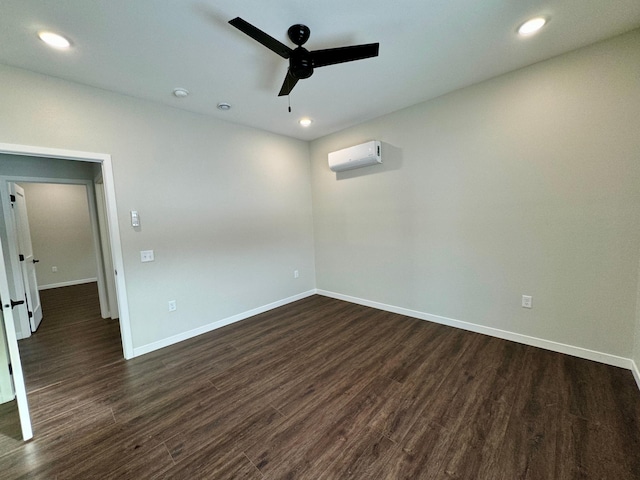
[21,183,97,287]
[310,30,640,358]
[0,64,315,350]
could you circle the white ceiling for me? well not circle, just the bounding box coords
[1,1,639,141]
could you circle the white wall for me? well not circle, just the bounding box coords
[0,64,315,352]
[310,30,640,360]
[21,183,97,288]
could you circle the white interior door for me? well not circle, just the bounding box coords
[0,318,14,403]
[0,235,33,440]
[10,184,43,332]
[95,180,119,318]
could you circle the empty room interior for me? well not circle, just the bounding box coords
[1,1,640,478]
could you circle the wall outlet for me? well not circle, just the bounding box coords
[294,270,299,279]
[168,300,177,312]
[140,250,154,262]
[522,295,533,309]
[52,266,58,273]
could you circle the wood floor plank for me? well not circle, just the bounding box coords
[316,426,397,480]
[491,348,563,480]
[103,442,176,480]
[374,328,473,443]
[259,375,400,479]
[1,283,638,479]
[382,338,512,479]
[0,402,116,478]
[165,404,284,464]
[17,381,218,479]
[437,340,528,479]
[242,366,378,475]
[161,450,264,479]
[381,419,451,479]
[554,413,637,479]
[0,401,22,457]
[436,390,513,479]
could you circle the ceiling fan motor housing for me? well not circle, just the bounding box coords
[290,48,314,79]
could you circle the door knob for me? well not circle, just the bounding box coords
[1,299,23,309]
[10,299,25,309]
[33,259,40,264]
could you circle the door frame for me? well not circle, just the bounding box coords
[0,142,133,359]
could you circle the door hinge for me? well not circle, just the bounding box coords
[19,254,25,262]
[9,194,15,203]
[8,363,11,375]
[28,311,33,318]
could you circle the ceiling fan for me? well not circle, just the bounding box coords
[229,17,380,97]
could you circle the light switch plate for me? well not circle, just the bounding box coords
[140,250,154,262]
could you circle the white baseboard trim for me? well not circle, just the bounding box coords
[38,277,98,290]
[632,360,640,391]
[133,290,317,358]
[316,289,633,370]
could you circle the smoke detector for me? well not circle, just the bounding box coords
[173,88,189,98]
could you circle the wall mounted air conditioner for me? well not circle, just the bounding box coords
[328,140,382,172]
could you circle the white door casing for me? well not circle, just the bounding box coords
[0,235,33,440]
[9,184,43,332]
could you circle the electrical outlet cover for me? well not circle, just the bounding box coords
[140,250,154,262]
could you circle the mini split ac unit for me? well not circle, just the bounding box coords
[328,140,382,172]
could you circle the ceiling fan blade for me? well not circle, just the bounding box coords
[229,17,292,59]
[278,70,300,96]
[311,43,379,68]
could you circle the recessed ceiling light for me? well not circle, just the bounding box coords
[217,102,232,111]
[517,17,548,36]
[173,88,189,98]
[38,31,71,49]
[299,118,312,127]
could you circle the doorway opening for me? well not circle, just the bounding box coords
[5,181,118,335]
[0,142,132,441]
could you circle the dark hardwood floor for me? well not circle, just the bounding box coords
[1,283,639,479]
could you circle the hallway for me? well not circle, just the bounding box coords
[20,282,122,403]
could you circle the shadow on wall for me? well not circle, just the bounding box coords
[336,142,403,180]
